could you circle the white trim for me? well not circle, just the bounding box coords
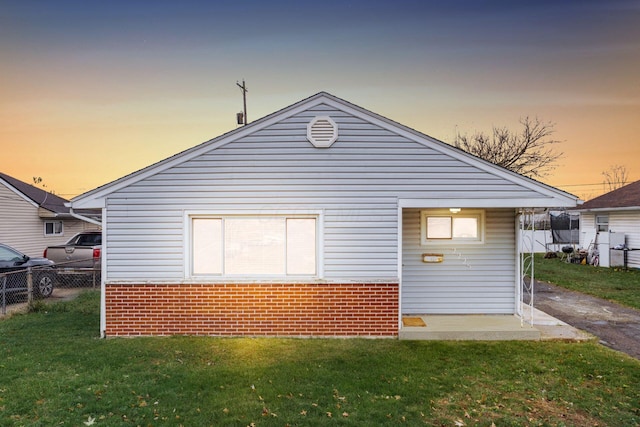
[317,209,325,279]
[307,115,338,147]
[398,198,576,208]
[70,97,331,209]
[100,207,107,338]
[397,206,403,330]
[515,211,522,316]
[184,210,323,280]
[43,220,64,237]
[0,177,39,208]
[420,209,485,245]
[575,206,640,213]
[70,92,578,210]
[316,95,577,203]
[68,207,103,226]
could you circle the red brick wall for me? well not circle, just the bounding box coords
[105,283,399,337]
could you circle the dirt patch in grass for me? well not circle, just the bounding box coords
[430,391,600,426]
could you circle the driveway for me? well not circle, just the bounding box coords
[529,280,640,360]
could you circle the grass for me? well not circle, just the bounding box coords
[534,253,640,310]
[1,292,639,426]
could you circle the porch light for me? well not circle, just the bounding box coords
[449,208,461,214]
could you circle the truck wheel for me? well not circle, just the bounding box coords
[35,273,55,298]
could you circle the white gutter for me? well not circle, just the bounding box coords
[69,207,102,227]
[574,206,640,213]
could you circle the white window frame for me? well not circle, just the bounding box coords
[420,209,485,245]
[186,211,323,279]
[44,220,63,236]
[596,214,609,232]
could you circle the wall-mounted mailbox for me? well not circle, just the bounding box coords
[422,253,444,263]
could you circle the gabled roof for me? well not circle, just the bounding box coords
[575,180,640,212]
[70,91,578,209]
[0,172,70,214]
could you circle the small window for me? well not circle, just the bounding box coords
[44,221,63,236]
[420,210,484,244]
[596,215,609,232]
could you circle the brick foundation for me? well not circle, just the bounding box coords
[105,282,399,337]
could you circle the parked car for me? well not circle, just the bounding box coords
[44,231,101,284]
[0,243,56,298]
[44,231,101,269]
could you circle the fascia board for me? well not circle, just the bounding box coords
[319,95,578,206]
[70,92,577,209]
[574,206,640,213]
[399,198,578,209]
[70,94,331,208]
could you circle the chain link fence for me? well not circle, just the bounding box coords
[1,260,99,315]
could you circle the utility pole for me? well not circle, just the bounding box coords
[236,80,248,125]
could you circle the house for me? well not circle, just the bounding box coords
[574,180,640,269]
[0,172,101,257]
[69,92,578,338]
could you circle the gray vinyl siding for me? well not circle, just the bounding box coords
[0,183,98,257]
[104,103,549,282]
[402,208,516,314]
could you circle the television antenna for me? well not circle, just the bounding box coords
[236,79,248,125]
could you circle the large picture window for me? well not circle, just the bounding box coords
[420,210,484,244]
[191,215,317,276]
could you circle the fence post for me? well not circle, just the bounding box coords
[1,275,6,315]
[27,267,33,304]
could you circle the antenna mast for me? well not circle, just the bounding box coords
[236,79,248,125]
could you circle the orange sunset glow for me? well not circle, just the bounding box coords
[1,1,639,201]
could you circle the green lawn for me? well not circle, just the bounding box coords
[534,253,640,310]
[1,292,639,426]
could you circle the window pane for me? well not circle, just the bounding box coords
[225,218,285,275]
[427,217,451,239]
[453,217,478,238]
[192,218,222,274]
[286,218,316,275]
[45,221,63,236]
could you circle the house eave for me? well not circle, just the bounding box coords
[574,206,640,213]
[69,92,578,210]
[399,198,577,209]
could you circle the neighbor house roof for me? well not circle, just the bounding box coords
[575,180,640,211]
[0,172,70,214]
[0,172,102,221]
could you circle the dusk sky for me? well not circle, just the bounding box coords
[2,0,639,200]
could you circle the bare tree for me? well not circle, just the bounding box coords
[453,117,562,179]
[602,165,629,191]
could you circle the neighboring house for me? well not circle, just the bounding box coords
[574,180,640,269]
[0,172,101,257]
[70,92,578,338]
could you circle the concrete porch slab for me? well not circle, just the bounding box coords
[400,314,540,341]
[399,305,594,341]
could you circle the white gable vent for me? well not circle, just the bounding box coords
[307,116,338,148]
